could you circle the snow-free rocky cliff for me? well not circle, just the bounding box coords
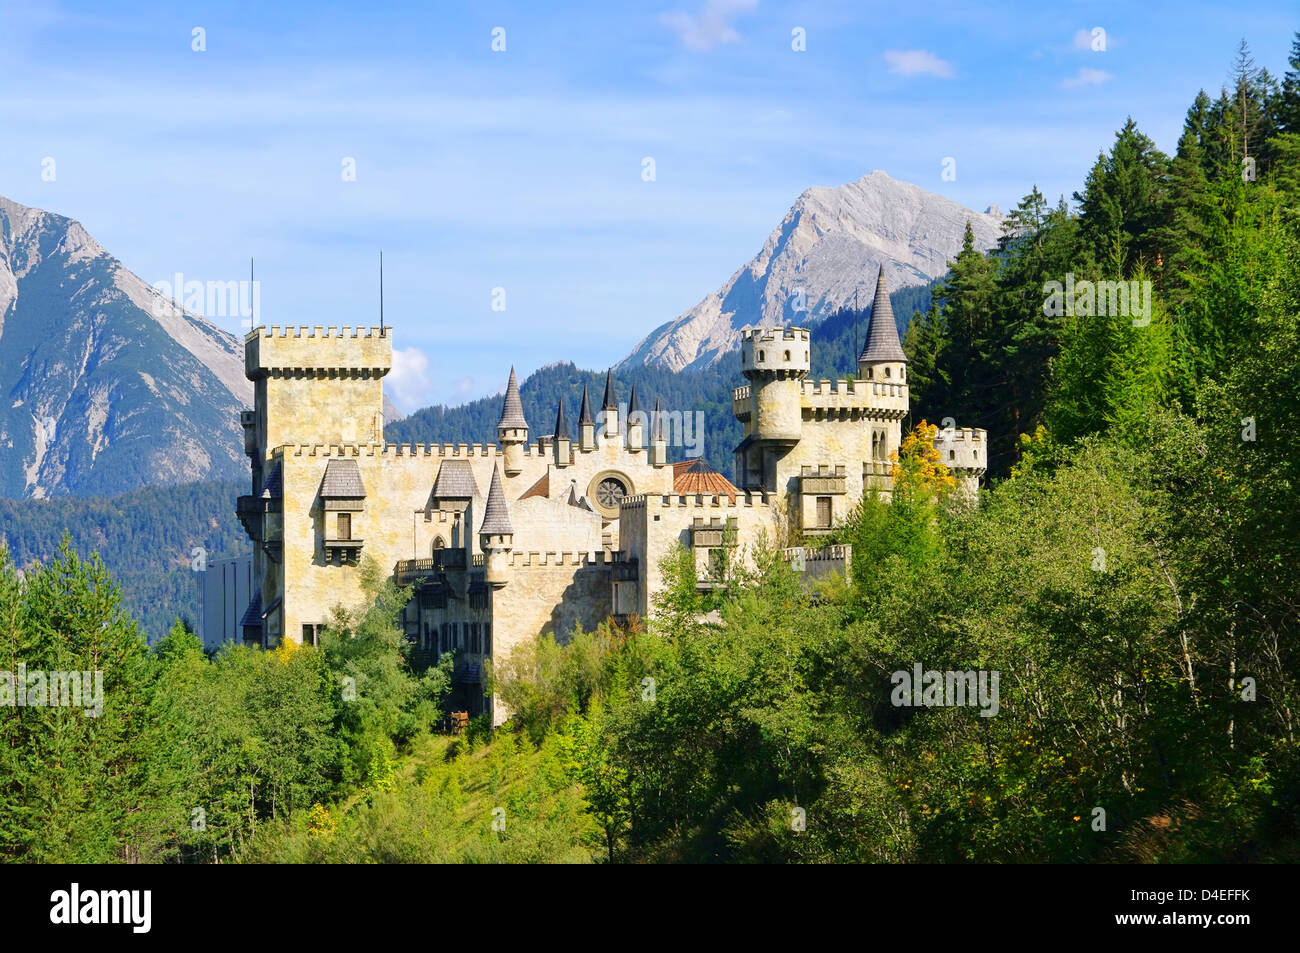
[0,195,252,498]
[621,171,1004,372]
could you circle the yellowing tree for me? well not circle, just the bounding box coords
[890,420,957,500]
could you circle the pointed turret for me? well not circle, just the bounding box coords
[497,367,529,475]
[480,465,514,536]
[577,383,596,451]
[553,398,571,467]
[480,465,514,588]
[858,268,909,382]
[626,383,645,452]
[649,398,668,467]
[600,369,619,439]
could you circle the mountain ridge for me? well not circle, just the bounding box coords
[619,170,1002,372]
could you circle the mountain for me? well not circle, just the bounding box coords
[0,195,252,499]
[621,170,1003,372]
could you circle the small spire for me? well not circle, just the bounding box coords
[859,267,908,364]
[578,383,594,426]
[498,367,528,430]
[627,383,640,415]
[602,368,617,410]
[652,398,664,440]
[480,465,513,536]
[554,398,570,441]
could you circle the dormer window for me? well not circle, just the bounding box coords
[321,458,366,562]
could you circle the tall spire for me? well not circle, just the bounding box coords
[859,267,908,364]
[578,383,593,426]
[480,465,514,536]
[498,367,528,430]
[554,397,570,440]
[652,398,664,440]
[602,368,617,410]
[627,383,640,415]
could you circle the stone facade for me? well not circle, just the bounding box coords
[232,270,986,724]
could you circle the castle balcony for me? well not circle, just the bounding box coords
[394,549,468,585]
[237,494,261,540]
[799,465,846,496]
[732,385,751,421]
[323,536,364,562]
[240,410,257,457]
[690,517,737,549]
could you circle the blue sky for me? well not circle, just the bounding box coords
[1,0,1296,410]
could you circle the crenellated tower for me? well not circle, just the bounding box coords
[733,325,810,490]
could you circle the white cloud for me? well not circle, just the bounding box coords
[659,0,758,51]
[388,346,434,411]
[882,50,955,79]
[1072,29,1094,50]
[1062,67,1112,88]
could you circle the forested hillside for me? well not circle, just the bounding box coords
[0,480,246,640]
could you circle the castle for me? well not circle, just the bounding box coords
[230,270,986,722]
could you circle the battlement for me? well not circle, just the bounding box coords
[504,550,632,568]
[739,326,811,345]
[800,464,846,477]
[280,442,503,459]
[622,491,772,509]
[780,544,851,562]
[249,326,390,340]
[741,325,811,380]
[931,426,988,471]
[246,325,392,379]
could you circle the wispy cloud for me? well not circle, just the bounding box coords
[659,0,758,51]
[882,49,955,78]
[388,346,434,410]
[1062,67,1112,88]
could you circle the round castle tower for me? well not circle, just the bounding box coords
[740,326,810,444]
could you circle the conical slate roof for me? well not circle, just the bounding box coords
[578,383,594,426]
[498,367,528,430]
[601,369,616,410]
[627,383,640,416]
[479,465,514,536]
[554,398,570,440]
[859,268,909,364]
[652,398,664,440]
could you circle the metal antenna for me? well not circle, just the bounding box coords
[250,257,255,326]
[380,250,385,334]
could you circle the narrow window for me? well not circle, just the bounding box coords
[884,367,891,378]
[784,350,791,361]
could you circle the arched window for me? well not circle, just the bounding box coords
[758,350,765,362]
[885,367,891,378]
[784,350,791,361]
[949,450,955,460]
[432,537,445,556]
